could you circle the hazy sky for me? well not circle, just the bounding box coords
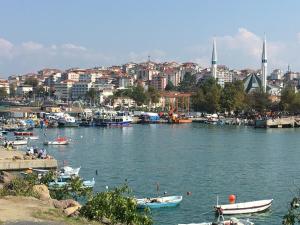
[0,0,300,77]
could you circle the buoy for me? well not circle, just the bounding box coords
[187,191,192,196]
[228,194,236,204]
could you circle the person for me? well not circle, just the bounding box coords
[4,141,8,148]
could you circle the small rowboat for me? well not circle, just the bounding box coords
[136,195,182,209]
[214,199,273,215]
[14,131,33,136]
[178,217,254,225]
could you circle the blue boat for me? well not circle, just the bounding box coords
[136,195,183,209]
[48,175,95,189]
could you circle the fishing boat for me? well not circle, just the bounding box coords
[11,140,28,145]
[57,114,79,127]
[136,195,183,209]
[178,216,254,225]
[48,175,95,189]
[14,131,33,136]
[214,199,273,215]
[59,166,80,176]
[15,136,39,141]
[44,137,69,145]
[94,111,133,127]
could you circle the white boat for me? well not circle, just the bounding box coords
[179,217,254,225]
[60,166,81,176]
[44,137,69,145]
[214,199,273,215]
[15,136,39,141]
[12,140,28,145]
[136,195,183,209]
[57,113,79,127]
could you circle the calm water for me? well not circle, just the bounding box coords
[32,124,300,225]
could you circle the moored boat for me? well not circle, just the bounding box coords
[14,131,33,136]
[48,175,95,189]
[57,114,79,127]
[60,166,81,176]
[44,137,69,145]
[178,216,254,225]
[94,111,133,127]
[136,195,183,209]
[214,199,273,215]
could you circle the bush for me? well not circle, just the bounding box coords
[80,184,152,225]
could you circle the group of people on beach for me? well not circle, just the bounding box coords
[26,147,47,159]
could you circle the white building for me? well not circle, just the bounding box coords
[0,79,10,95]
[270,69,283,80]
[79,74,96,83]
[261,37,268,92]
[72,82,93,100]
[16,85,33,96]
[54,80,75,100]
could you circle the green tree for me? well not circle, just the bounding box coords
[9,83,16,97]
[24,77,39,88]
[147,86,160,105]
[245,89,271,113]
[86,88,97,104]
[165,80,175,91]
[80,184,153,225]
[131,85,148,106]
[280,86,300,114]
[177,72,196,92]
[221,81,246,113]
[192,77,221,113]
[0,87,8,100]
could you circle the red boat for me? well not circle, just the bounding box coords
[14,131,33,136]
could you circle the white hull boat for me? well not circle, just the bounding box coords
[179,217,254,225]
[44,140,69,145]
[60,166,80,176]
[12,140,28,145]
[214,199,273,215]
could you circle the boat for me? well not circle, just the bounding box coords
[44,137,69,145]
[178,216,254,225]
[59,166,81,176]
[14,131,33,136]
[57,114,79,127]
[15,136,39,140]
[94,111,133,127]
[136,195,183,209]
[214,199,273,215]
[11,140,28,145]
[48,175,95,189]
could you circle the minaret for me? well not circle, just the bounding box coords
[261,36,267,92]
[211,38,217,79]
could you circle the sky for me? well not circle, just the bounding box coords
[0,0,300,77]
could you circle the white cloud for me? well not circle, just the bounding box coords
[61,43,86,51]
[0,38,14,58]
[21,41,44,51]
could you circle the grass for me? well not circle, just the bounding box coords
[32,208,103,225]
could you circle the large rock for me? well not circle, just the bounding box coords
[52,199,81,209]
[33,184,51,201]
[0,171,15,184]
[63,205,81,216]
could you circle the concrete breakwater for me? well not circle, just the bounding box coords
[0,148,57,171]
[255,116,300,128]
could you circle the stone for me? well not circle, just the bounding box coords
[12,155,22,160]
[33,184,51,200]
[101,217,111,224]
[63,205,80,216]
[0,171,15,184]
[52,199,81,209]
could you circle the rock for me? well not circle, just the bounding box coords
[33,184,51,201]
[63,205,80,216]
[52,199,81,209]
[0,171,15,184]
[12,155,22,160]
[101,217,111,224]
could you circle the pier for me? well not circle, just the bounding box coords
[255,117,295,128]
[0,148,58,171]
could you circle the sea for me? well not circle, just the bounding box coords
[27,124,300,225]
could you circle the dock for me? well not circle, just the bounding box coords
[255,117,295,128]
[0,148,58,171]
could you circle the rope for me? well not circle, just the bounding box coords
[199,209,214,215]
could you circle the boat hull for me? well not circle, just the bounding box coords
[215,199,273,215]
[136,196,182,209]
[95,121,131,127]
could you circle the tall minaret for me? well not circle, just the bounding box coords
[261,36,267,92]
[211,38,218,79]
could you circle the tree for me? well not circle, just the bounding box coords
[177,72,197,92]
[131,85,148,106]
[147,86,160,105]
[221,81,246,113]
[245,89,271,113]
[9,83,16,97]
[192,77,222,113]
[24,77,39,88]
[80,184,153,225]
[165,81,175,91]
[0,87,8,100]
[280,86,300,114]
[86,88,97,104]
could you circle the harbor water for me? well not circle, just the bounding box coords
[34,124,300,225]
